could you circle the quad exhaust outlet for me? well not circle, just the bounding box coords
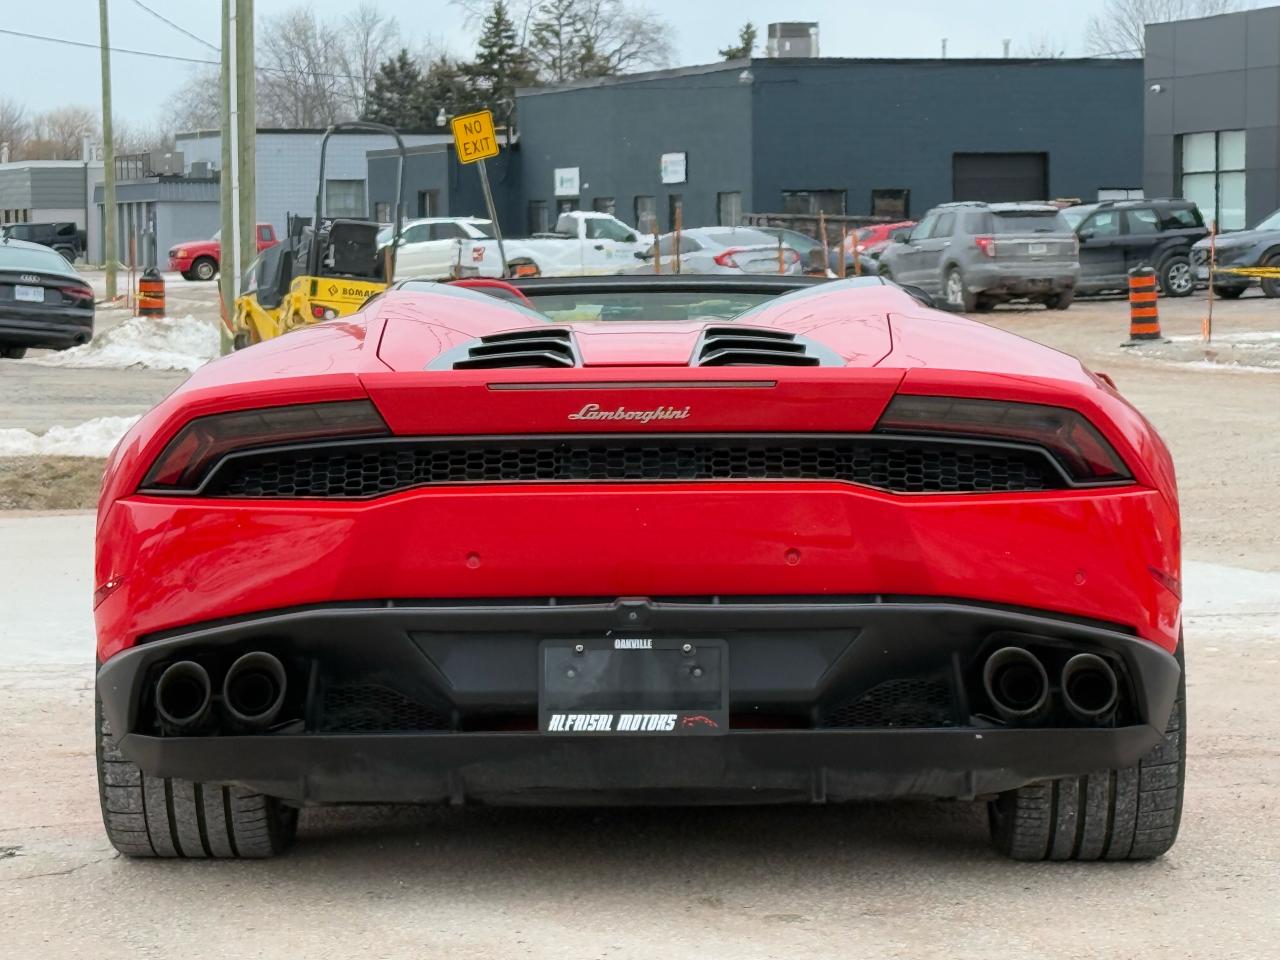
[154,660,212,732]
[222,651,288,729]
[1060,653,1119,723]
[982,646,1050,723]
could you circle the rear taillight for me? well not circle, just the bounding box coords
[66,286,94,301]
[141,400,389,492]
[713,248,744,268]
[310,305,338,320]
[974,236,996,258]
[876,396,1131,484]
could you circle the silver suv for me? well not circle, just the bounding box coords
[878,202,1080,311]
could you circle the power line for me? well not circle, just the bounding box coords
[127,0,218,52]
[0,26,217,65]
[0,26,370,82]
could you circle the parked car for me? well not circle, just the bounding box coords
[0,237,95,358]
[630,227,803,275]
[169,223,278,281]
[383,217,496,281]
[462,212,649,278]
[877,202,1079,311]
[92,275,1185,861]
[1062,198,1207,297]
[848,220,916,256]
[0,221,85,262]
[1190,207,1280,299]
[754,226,862,276]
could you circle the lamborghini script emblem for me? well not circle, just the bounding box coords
[568,403,691,424]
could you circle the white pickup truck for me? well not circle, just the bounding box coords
[463,212,649,278]
[386,211,649,280]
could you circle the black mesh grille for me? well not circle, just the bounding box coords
[822,678,956,728]
[204,436,1062,498]
[318,683,450,732]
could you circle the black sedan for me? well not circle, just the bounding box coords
[0,238,95,359]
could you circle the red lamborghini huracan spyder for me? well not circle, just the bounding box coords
[94,275,1185,860]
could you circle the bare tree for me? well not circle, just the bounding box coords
[335,2,401,119]
[0,96,29,160]
[113,119,177,157]
[1018,33,1067,58]
[1085,0,1243,56]
[460,0,673,81]
[24,106,98,160]
[163,67,223,134]
[256,8,352,127]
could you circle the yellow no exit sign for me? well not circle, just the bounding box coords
[451,110,499,164]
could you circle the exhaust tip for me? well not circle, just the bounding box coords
[155,660,212,731]
[1061,653,1119,722]
[982,646,1050,723]
[223,651,288,728]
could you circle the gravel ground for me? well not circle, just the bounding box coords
[1,282,1278,958]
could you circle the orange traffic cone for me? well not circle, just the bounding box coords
[1126,266,1161,342]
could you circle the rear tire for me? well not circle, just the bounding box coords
[1213,285,1245,300]
[1260,253,1280,298]
[988,644,1185,861]
[1044,289,1074,311]
[192,257,218,282]
[0,345,27,359]
[96,689,296,859]
[943,267,976,312]
[1158,255,1195,297]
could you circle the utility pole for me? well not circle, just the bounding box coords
[98,0,117,299]
[219,0,234,330]
[236,0,255,291]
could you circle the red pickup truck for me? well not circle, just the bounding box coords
[169,224,278,281]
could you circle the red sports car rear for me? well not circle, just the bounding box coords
[94,276,1184,861]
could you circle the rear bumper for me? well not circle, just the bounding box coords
[0,307,93,348]
[967,263,1079,296]
[98,598,1181,804]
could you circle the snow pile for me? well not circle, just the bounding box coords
[27,314,220,373]
[0,416,139,458]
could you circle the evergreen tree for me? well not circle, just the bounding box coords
[463,1,537,117]
[362,50,426,128]
[422,57,481,126]
[719,22,757,60]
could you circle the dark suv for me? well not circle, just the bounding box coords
[0,221,85,262]
[1062,199,1207,298]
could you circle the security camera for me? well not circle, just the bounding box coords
[1149,83,1164,94]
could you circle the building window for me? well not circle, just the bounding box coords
[668,194,684,230]
[556,197,579,216]
[634,196,657,234]
[592,197,616,216]
[716,192,742,226]
[870,189,909,219]
[529,200,549,234]
[1097,188,1143,201]
[782,190,846,216]
[373,202,391,223]
[1181,131,1245,231]
[325,179,366,219]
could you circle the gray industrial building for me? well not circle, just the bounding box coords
[177,128,449,233]
[366,55,1145,235]
[367,141,521,226]
[1144,6,1280,230]
[92,168,221,271]
[0,160,104,258]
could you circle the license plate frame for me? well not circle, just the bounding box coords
[14,284,43,303]
[539,637,729,736]
[1028,242,1048,256]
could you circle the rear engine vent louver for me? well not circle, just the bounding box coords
[694,326,829,367]
[437,328,579,370]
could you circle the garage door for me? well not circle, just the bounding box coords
[952,153,1048,202]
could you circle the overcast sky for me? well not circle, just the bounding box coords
[0,0,1184,126]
